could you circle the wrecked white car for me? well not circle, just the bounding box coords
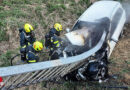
[51,1,126,82]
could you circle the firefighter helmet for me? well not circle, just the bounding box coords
[54,23,63,31]
[24,23,34,33]
[33,41,43,51]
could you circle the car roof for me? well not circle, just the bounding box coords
[79,1,121,22]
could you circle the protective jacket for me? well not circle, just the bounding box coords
[19,28,36,61]
[49,28,60,36]
[26,45,38,63]
[50,35,60,49]
[19,28,36,47]
[45,28,60,48]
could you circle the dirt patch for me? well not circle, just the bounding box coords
[0,41,10,53]
[0,24,20,53]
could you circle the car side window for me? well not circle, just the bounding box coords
[110,8,123,38]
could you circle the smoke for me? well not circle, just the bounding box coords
[121,1,130,23]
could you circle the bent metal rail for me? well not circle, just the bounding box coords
[0,31,106,90]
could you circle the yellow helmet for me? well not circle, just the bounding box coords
[54,23,63,31]
[24,23,34,33]
[33,41,43,51]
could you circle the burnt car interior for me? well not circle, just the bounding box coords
[58,17,111,57]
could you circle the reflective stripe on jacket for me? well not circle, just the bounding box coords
[51,36,60,48]
[26,45,37,63]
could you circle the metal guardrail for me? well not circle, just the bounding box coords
[0,31,106,90]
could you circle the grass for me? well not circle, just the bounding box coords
[25,87,29,90]
[1,9,26,18]
[41,81,47,88]
[63,81,76,90]
[46,2,66,13]
[0,0,129,89]
[41,81,127,90]
[0,6,4,10]
[0,29,8,42]
[2,0,32,5]
[35,6,43,18]
[0,0,89,42]
[0,51,13,67]
[0,49,19,67]
[79,0,90,6]
[34,6,47,28]
[0,19,8,42]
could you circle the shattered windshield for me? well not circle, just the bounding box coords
[63,17,110,55]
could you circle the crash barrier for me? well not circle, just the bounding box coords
[0,31,106,90]
[1,62,83,90]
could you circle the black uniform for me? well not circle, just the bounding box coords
[50,35,60,49]
[45,28,60,48]
[19,28,36,46]
[49,28,60,36]
[49,35,61,58]
[45,33,52,49]
[26,45,38,63]
[19,28,36,61]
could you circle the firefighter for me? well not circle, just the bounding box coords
[19,23,36,61]
[50,23,63,36]
[50,35,61,57]
[26,41,43,63]
[45,23,63,49]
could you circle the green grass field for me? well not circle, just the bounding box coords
[0,0,91,67]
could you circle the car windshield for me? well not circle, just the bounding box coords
[62,17,110,55]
